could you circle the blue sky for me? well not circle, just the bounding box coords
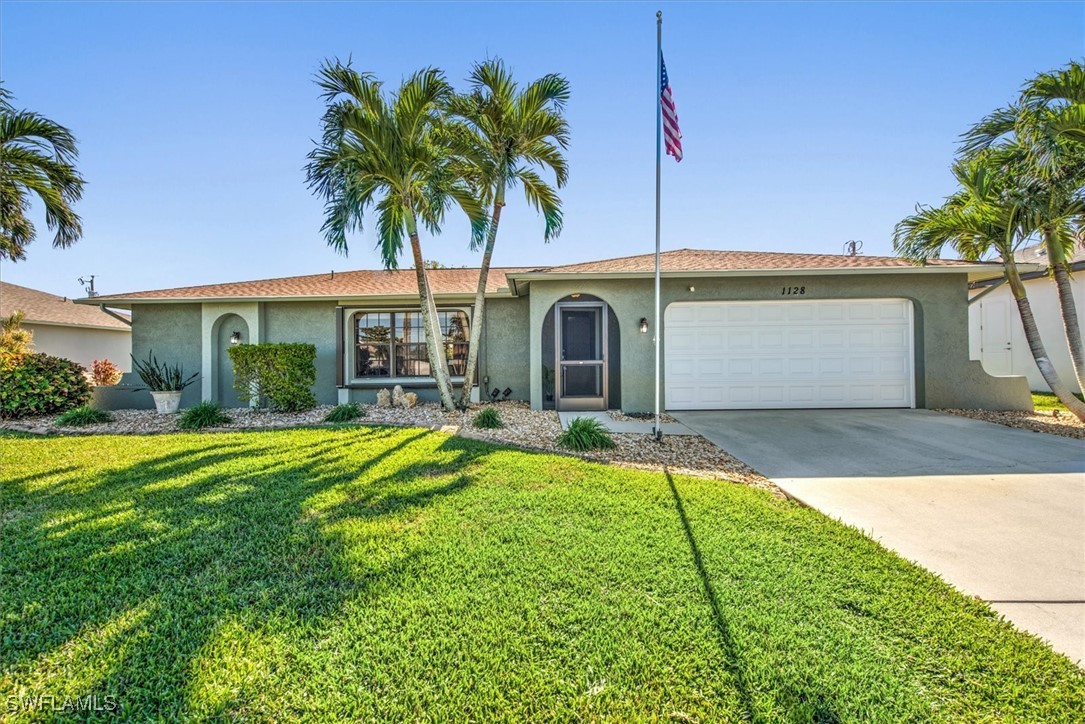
[1,1,1082,298]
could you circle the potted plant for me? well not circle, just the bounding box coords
[131,351,198,414]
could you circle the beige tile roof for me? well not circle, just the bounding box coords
[90,268,528,303]
[533,248,986,274]
[1014,243,1085,266]
[1,282,131,330]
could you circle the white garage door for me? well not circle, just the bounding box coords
[665,299,915,410]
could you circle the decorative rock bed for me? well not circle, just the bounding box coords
[1,401,778,494]
[938,408,1085,440]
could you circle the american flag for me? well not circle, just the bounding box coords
[660,54,683,162]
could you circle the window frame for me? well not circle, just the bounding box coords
[346,306,473,386]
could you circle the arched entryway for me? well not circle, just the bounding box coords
[213,314,248,407]
[541,294,621,411]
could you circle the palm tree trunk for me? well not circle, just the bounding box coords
[1005,261,1085,420]
[406,217,456,411]
[458,184,505,409]
[1043,227,1085,393]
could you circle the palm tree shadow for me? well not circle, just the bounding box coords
[1,426,479,716]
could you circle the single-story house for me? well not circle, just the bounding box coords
[79,248,1034,412]
[1,281,132,371]
[969,244,1084,394]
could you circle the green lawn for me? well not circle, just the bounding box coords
[1032,391,1084,411]
[1,428,1082,720]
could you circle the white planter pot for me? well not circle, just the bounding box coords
[150,391,183,414]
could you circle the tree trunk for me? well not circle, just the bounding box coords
[406,217,456,411]
[1005,262,1085,420]
[458,184,505,409]
[1043,227,1085,395]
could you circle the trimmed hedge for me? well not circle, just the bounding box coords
[228,343,317,412]
[1,353,92,419]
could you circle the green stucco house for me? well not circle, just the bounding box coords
[81,249,1032,412]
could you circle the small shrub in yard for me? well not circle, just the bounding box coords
[91,358,123,386]
[473,406,503,429]
[177,402,232,430]
[0,353,91,419]
[229,343,316,412]
[55,405,113,427]
[557,417,616,451]
[325,403,363,423]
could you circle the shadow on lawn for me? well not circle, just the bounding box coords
[0,426,483,716]
[665,467,843,724]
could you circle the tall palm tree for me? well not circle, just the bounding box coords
[306,61,487,411]
[962,61,1085,393]
[894,156,1085,420]
[0,84,85,262]
[446,59,570,408]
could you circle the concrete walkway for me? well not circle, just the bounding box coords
[557,410,697,436]
[672,409,1085,666]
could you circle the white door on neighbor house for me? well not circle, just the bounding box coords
[664,299,915,410]
[979,299,1014,377]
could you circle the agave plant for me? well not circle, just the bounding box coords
[130,351,199,392]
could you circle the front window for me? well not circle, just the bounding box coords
[355,310,469,378]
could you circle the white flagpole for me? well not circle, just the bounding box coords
[653,10,663,442]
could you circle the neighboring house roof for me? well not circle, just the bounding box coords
[1014,243,1085,266]
[79,248,1018,307]
[1,281,131,331]
[84,268,530,305]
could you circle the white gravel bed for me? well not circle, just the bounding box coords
[1,401,777,494]
[939,408,1085,440]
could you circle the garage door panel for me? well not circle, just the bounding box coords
[665,299,914,410]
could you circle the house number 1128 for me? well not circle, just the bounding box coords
[781,286,806,296]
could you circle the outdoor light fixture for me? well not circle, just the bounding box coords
[570,293,581,299]
[230,331,242,345]
[502,387,512,399]
[639,318,649,334]
[491,387,500,401]
[688,285,696,292]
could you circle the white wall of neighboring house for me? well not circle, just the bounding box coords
[968,274,1085,394]
[25,323,132,373]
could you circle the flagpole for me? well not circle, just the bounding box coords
[653,10,663,442]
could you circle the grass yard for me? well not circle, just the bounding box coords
[1032,390,1084,411]
[1,427,1082,720]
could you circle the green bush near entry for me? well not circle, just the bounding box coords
[325,403,364,423]
[228,343,317,412]
[556,416,615,451]
[178,402,232,430]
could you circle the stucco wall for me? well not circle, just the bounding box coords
[26,324,131,372]
[478,296,530,402]
[263,302,339,405]
[120,303,203,409]
[527,273,1030,413]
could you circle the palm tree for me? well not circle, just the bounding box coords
[962,61,1085,393]
[306,61,487,411]
[0,83,85,262]
[445,59,570,408]
[894,156,1085,420]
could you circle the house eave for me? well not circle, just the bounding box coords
[74,290,516,309]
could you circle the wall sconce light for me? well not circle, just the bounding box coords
[229,331,242,345]
[687,285,696,292]
[570,293,581,299]
[639,318,649,334]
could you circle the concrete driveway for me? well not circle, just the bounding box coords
[672,409,1085,665]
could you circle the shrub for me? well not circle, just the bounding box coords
[131,351,199,391]
[473,406,503,429]
[0,353,91,419]
[556,417,616,451]
[324,403,363,423]
[91,358,123,386]
[228,343,317,412]
[177,402,231,430]
[56,405,113,427]
[1,311,33,369]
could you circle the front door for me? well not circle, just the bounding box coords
[556,302,607,411]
